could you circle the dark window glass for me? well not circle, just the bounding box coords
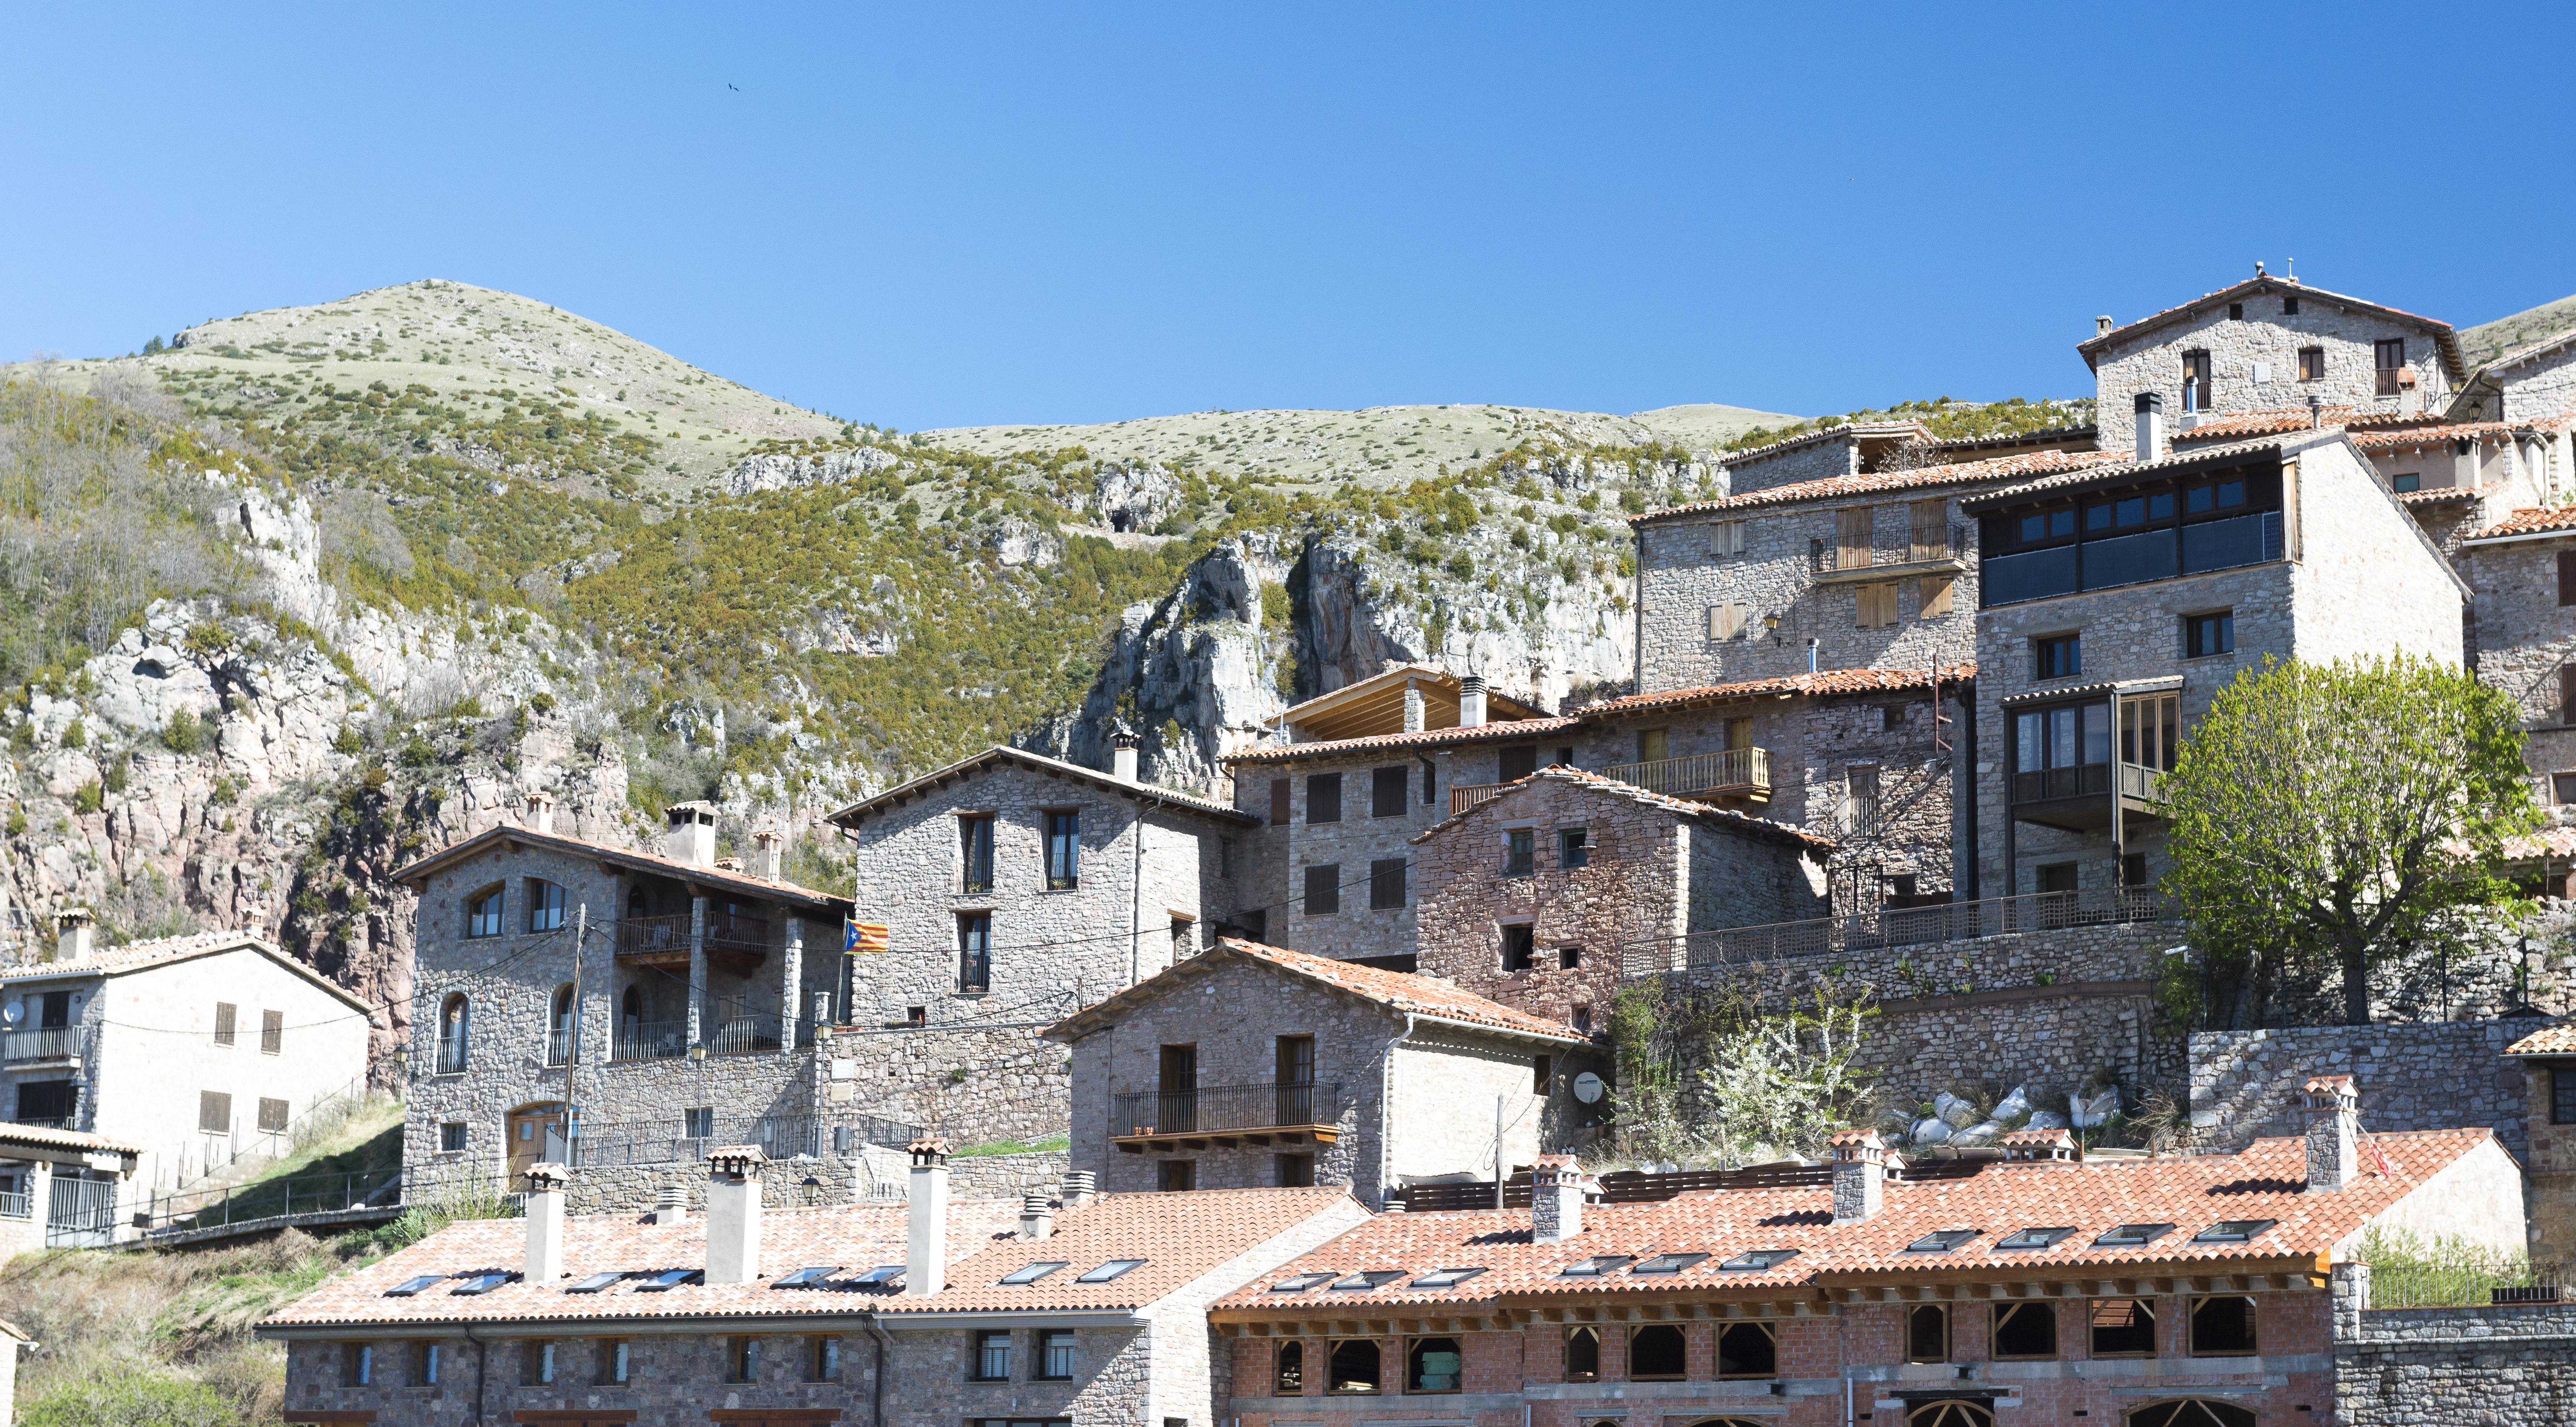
[1502,924,1534,972]
[1504,829,1534,877]
[2376,338,2406,370]
[2090,1298,2157,1356]
[1716,1322,1776,1378]
[1274,1340,1303,1394]
[2189,1296,2258,1355]
[2553,1068,2576,1125]
[2083,527,2178,590]
[1558,828,1589,870]
[2560,551,2576,607]
[2180,512,2282,574]
[466,887,503,939]
[1328,1338,1380,1393]
[2187,611,2234,657]
[1306,773,1342,823]
[1275,1152,1314,1186]
[1906,1304,1948,1362]
[1406,1337,1462,1392]
[528,880,566,933]
[2300,346,2325,380]
[2227,302,2243,320]
[1627,1324,1685,1379]
[1269,778,1290,825]
[957,914,991,993]
[1993,1301,2057,1359]
[1558,945,1582,970]
[960,816,994,893]
[1371,766,1408,817]
[1983,545,2080,604]
[1498,745,1539,782]
[1368,858,1406,910]
[440,1122,467,1152]
[973,1330,1011,1380]
[2033,634,2081,679]
[1044,810,1080,889]
[2285,296,2300,316]
[1564,1326,1599,1382]
[1303,864,1340,916]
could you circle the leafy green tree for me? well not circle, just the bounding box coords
[23,1367,231,1427]
[2159,652,2540,1026]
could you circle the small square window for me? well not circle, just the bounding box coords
[1501,924,1534,972]
[1075,1259,1146,1283]
[2228,301,2245,320]
[2033,633,2080,680]
[1000,1261,1069,1285]
[2189,1295,2259,1355]
[2284,296,2300,316]
[1558,945,1582,970]
[2393,472,2421,492]
[1559,1255,1634,1277]
[2552,775,2576,808]
[440,1122,467,1152]
[2186,611,2234,658]
[2090,1298,2157,1356]
[2300,345,2325,381]
[2095,1222,2175,1247]
[2192,1219,2277,1244]
[1630,1252,1707,1274]
[1557,828,1589,870]
[1992,1301,2057,1360]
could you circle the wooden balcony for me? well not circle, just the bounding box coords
[1110,1081,1345,1152]
[2009,760,2166,832]
[1599,747,1771,802]
[1810,535,1968,586]
[614,909,771,977]
[1449,783,1509,817]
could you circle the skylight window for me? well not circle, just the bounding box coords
[637,1268,703,1292]
[565,1272,625,1294]
[2094,1222,2176,1248]
[1268,1272,1336,1292]
[1560,1255,1636,1277]
[2192,1219,2278,1244]
[851,1265,907,1286]
[1330,1270,1407,1291]
[386,1274,448,1297]
[775,1266,840,1289]
[1075,1259,1146,1283]
[1903,1230,1980,1254]
[1001,1261,1070,1285]
[1409,1267,1487,1288]
[450,1273,516,1295]
[1717,1249,1800,1272]
[1996,1227,2076,1251]
[1631,1253,1708,1275]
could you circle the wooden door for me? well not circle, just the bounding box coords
[1835,507,1871,571]
[506,1103,567,1179]
[1158,1047,1197,1132]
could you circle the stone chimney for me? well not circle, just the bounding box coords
[649,1182,689,1225]
[2095,315,2113,338]
[2301,1074,2361,1192]
[1458,675,1487,730]
[1060,1170,1097,1209]
[748,829,783,880]
[523,1163,570,1282]
[905,1137,951,1295]
[1018,1192,1054,1241]
[664,802,717,868]
[1531,1155,1584,1243]
[704,1145,767,1285]
[2134,392,2164,464]
[53,909,93,964]
[523,790,557,837]
[1830,1128,1886,1224]
[1403,679,1425,733]
[1110,727,1139,784]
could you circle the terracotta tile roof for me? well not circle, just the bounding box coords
[1717,420,1929,467]
[827,745,1258,826]
[2349,422,2510,453]
[2501,827,2576,859]
[2077,276,2464,380]
[1580,667,1974,718]
[882,1188,1360,1313]
[1221,716,1583,767]
[2518,412,2576,434]
[1962,434,2297,510]
[2504,1024,2576,1057]
[2397,487,2483,507]
[392,824,854,912]
[1406,766,1834,854]
[1631,449,2121,524]
[2464,506,2576,541]
[1045,939,1587,1046]
[1930,425,2100,454]
[1211,1130,2493,1315]
[0,930,376,1015]
[0,1122,146,1158]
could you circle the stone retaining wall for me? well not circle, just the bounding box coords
[2189,1020,2552,1158]
[2335,1265,2576,1425]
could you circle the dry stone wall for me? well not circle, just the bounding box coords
[2334,1267,2576,1427]
[2188,1020,2545,1157]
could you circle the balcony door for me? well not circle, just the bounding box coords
[1275,1035,1315,1127]
[1158,1046,1197,1133]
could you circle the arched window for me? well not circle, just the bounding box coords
[436,994,469,1074]
[1908,1403,1994,1427]
[2126,1402,2256,1427]
[548,986,576,1066]
[1272,1341,1301,1395]
[1627,1323,1684,1380]
[464,886,504,939]
[527,879,566,933]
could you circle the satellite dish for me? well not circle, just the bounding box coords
[1572,1071,1605,1104]
[1,1002,18,1026]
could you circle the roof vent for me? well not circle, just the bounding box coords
[1110,723,1139,784]
[664,801,717,868]
[54,909,93,964]
[523,790,556,837]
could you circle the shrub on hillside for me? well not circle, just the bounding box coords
[22,1367,233,1427]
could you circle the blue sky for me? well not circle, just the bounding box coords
[6,3,2573,431]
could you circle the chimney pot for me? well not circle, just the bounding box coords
[2301,1074,2361,1192]
[524,1163,570,1280]
[2095,315,2113,337]
[1458,675,1487,730]
[1531,1155,1585,1242]
[1110,725,1139,784]
[53,909,93,964]
[704,1145,767,1284]
[749,829,784,880]
[1019,1192,1055,1241]
[906,1137,952,1295]
[1830,1128,1886,1224]
[2308,392,2324,429]
[650,1182,689,1224]
[663,802,717,868]
[523,790,557,837]
[2133,391,2165,464]
[1060,1170,1097,1209]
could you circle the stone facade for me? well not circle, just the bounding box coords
[2087,276,2459,453]
[1716,422,1924,497]
[2190,1021,2547,1159]
[2459,517,2576,805]
[2334,1268,2576,1426]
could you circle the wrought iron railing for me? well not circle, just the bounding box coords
[2,1026,87,1062]
[1621,888,2171,978]
[545,1026,574,1066]
[1815,532,1961,572]
[2368,1261,2572,1308]
[2375,367,2407,398]
[612,1018,690,1062]
[435,1037,468,1075]
[9,1116,74,1131]
[705,906,771,951]
[1110,1081,1343,1138]
[1600,748,1770,799]
[0,1188,28,1219]
[616,913,691,958]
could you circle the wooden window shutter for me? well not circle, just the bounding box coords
[1836,508,1871,571]
[2559,550,2576,607]
[1708,603,1746,640]
[1919,575,1955,618]
[2561,666,2576,727]
[1910,501,1946,560]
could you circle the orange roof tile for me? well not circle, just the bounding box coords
[1221,716,1583,767]
[0,1122,146,1158]
[827,745,1257,828]
[2349,422,2510,453]
[1407,766,1834,854]
[1581,667,1974,718]
[1046,939,1587,1046]
[2505,1024,2576,1057]
[883,1188,1360,1313]
[1632,449,2120,524]
[391,824,854,912]
[1212,1130,2493,1315]
[2465,506,2576,541]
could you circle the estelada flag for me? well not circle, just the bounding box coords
[847,921,890,954]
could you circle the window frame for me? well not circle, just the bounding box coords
[597,1337,632,1386]
[526,878,567,933]
[464,884,505,939]
[2551,1065,2576,1125]
[1715,1320,1777,1380]
[1305,772,1343,825]
[344,1341,374,1386]
[2087,1297,2158,1358]
[810,1335,843,1383]
[1303,863,1341,917]
[1042,809,1081,890]
[2298,345,2325,381]
[1501,923,1536,973]
[1990,1300,2058,1360]
[1036,1329,1076,1382]
[970,1329,1012,1382]
[1273,1339,1304,1394]
[521,1338,560,1387]
[1504,827,1535,877]
[1563,1324,1600,1382]
[1904,1302,1949,1363]
[1371,765,1409,818]
[1325,1337,1382,1394]
[2186,1294,2259,1357]
[1405,1335,1463,1394]
[1625,1322,1686,1381]
[1558,827,1589,871]
[1368,857,1407,912]
[956,912,993,994]
[959,814,996,894]
[2185,609,2235,658]
[2032,632,2081,680]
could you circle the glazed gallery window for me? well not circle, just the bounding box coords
[1982,464,2284,606]
[1043,811,1080,889]
[959,815,995,894]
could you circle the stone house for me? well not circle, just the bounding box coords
[0,1120,140,1256]
[1715,419,1932,497]
[2168,408,2558,558]
[2449,501,2576,814]
[0,913,372,1201]
[2080,270,2466,453]
[1964,427,2467,897]
[2503,1021,2576,1260]
[1208,1091,2522,1427]
[1045,938,1588,1207]
[1407,766,1832,1031]
[259,1142,1368,1427]
[392,796,858,1208]
[827,742,1263,1148]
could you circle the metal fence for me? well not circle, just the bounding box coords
[1621,887,2172,978]
[44,1175,117,1247]
[568,1110,922,1169]
[612,1018,690,1062]
[2369,1261,2573,1308]
[0,1187,28,1219]
[1110,1082,1343,1137]
[141,1166,407,1234]
[1,1025,87,1062]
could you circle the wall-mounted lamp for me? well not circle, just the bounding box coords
[1763,614,1781,645]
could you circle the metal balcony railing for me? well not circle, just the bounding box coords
[1111,1081,1344,1138]
[1,1026,85,1062]
[0,1188,28,1219]
[1815,532,1963,573]
[705,1011,806,1057]
[434,1038,468,1075]
[1621,888,2171,978]
[705,907,770,952]
[2375,368,2407,398]
[616,914,691,959]
[545,1027,574,1066]
[2368,1260,2573,1308]
[9,1116,75,1131]
[612,1018,690,1062]
[1600,748,1771,799]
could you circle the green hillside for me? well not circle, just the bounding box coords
[2460,290,2576,368]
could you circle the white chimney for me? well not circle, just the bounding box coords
[2398,366,2421,418]
[1458,675,1487,730]
[905,1137,951,1295]
[1018,1192,1054,1241]
[1403,679,1425,733]
[1830,1128,1886,1224]
[704,1146,767,1284]
[54,909,93,964]
[523,1162,570,1282]
[748,829,783,880]
[2095,315,2113,338]
[664,802,716,868]
[523,790,557,837]
[2307,392,2324,429]
[649,1182,689,1225]
[1060,1170,1097,1209]
[2301,1074,2361,1192]
[2134,392,2164,464]
[1110,728,1139,784]
[1531,1155,1584,1243]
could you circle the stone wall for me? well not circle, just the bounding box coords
[1716,431,1857,496]
[2335,1266,2576,1426]
[2501,341,2576,424]
[2188,1020,2542,1157]
[1260,745,1451,964]
[1385,1028,1561,1188]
